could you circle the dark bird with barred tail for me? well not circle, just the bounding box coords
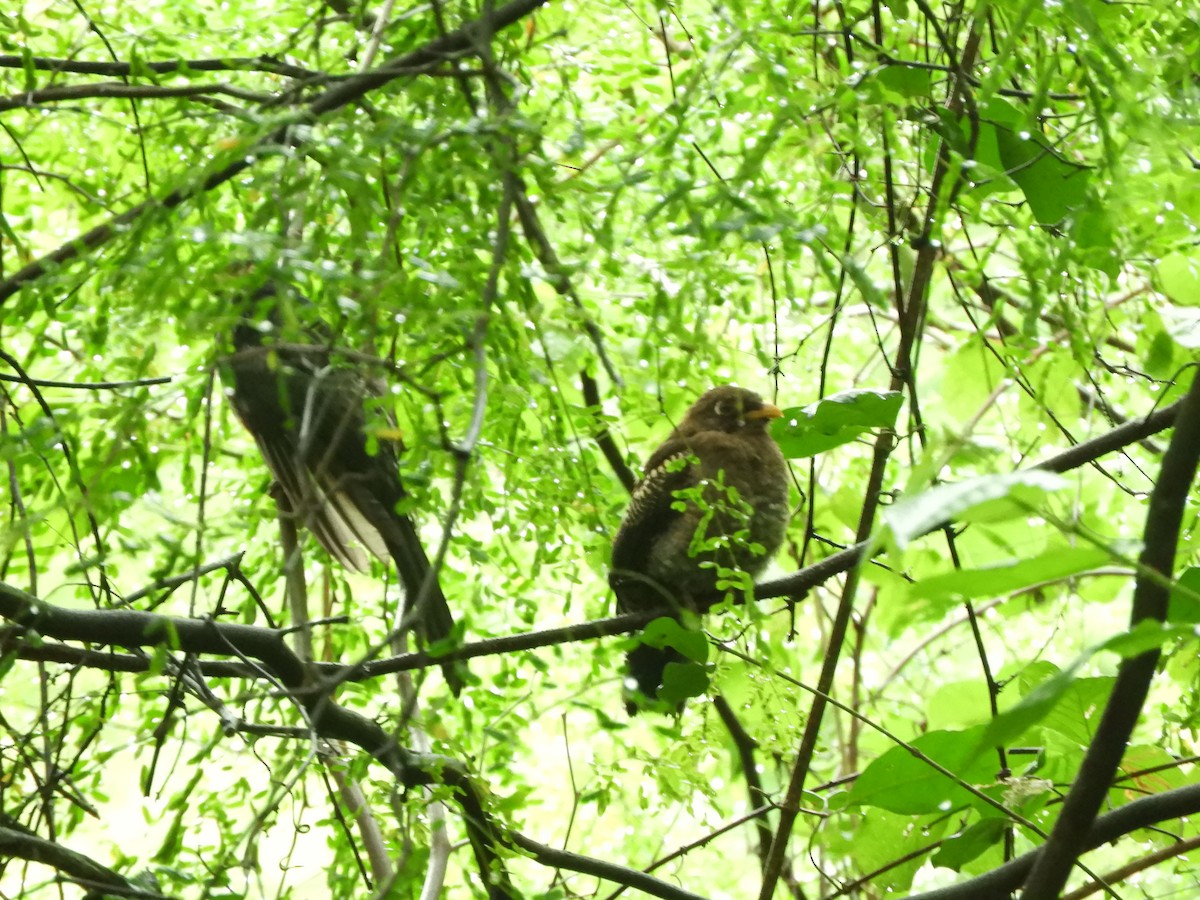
[224,284,466,694]
[610,385,790,714]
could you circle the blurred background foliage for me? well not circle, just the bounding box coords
[2,0,1200,897]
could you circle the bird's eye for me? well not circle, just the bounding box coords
[714,399,737,418]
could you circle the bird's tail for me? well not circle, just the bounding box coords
[624,642,686,715]
[384,517,468,696]
[614,577,699,714]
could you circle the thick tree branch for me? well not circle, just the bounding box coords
[908,782,1200,900]
[712,695,773,872]
[0,825,166,899]
[1034,396,1182,476]
[1062,833,1200,900]
[0,82,273,110]
[0,377,1183,680]
[0,581,731,900]
[0,374,1188,896]
[509,833,710,900]
[2,388,1185,683]
[582,369,637,493]
[0,580,517,899]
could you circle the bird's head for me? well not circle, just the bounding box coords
[677,385,782,436]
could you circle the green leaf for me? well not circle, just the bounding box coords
[1157,252,1200,306]
[869,66,933,100]
[883,470,1068,549]
[632,620,711,706]
[1038,675,1115,746]
[639,617,708,664]
[909,545,1113,603]
[1069,201,1119,277]
[846,726,995,814]
[994,130,1089,225]
[1102,620,1194,659]
[953,98,1091,225]
[1158,307,1200,349]
[659,661,710,706]
[931,816,1008,871]
[774,390,903,459]
[977,622,1187,750]
[21,46,37,93]
[1168,567,1200,624]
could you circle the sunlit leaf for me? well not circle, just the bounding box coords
[909,545,1113,603]
[774,390,903,459]
[846,726,995,815]
[931,817,1008,871]
[883,471,1068,549]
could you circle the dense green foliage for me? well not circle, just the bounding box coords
[2,0,1200,897]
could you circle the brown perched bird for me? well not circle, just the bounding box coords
[224,284,466,694]
[610,385,789,713]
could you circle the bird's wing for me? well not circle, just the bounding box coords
[610,438,699,606]
[299,372,461,651]
[239,396,373,571]
[228,354,382,572]
[289,369,396,568]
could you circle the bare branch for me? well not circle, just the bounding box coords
[0,53,321,79]
[0,81,274,111]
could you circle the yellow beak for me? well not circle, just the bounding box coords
[745,403,783,421]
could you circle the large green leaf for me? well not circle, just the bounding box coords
[774,390,903,459]
[993,125,1090,226]
[909,545,1113,603]
[882,471,1068,549]
[1168,567,1200,624]
[846,726,996,815]
[931,816,1008,871]
[976,622,1190,751]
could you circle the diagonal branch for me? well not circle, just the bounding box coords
[510,833,710,900]
[0,81,273,110]
[0,579,518,899]
[0,825,166,899]
[582,369,637,492]
[908,782,1200,900]
[757,14,1000,893]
